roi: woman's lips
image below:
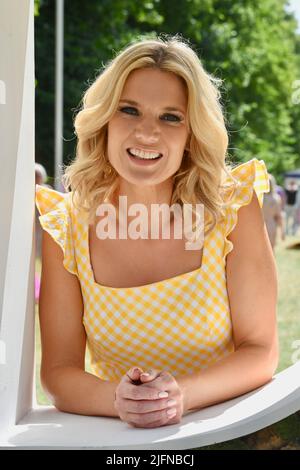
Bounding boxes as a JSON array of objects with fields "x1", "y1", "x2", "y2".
[{"x1": 126, "y1": 149, "x2": 163, "y2": 165}]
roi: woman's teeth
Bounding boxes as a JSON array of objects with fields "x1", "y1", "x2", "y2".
[{"x1": 127, "y1": 148, "x2": 162, "y2": 160}]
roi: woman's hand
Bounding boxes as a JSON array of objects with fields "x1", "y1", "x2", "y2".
[
  {"x1": 114, "y1": 367, "x2": 187, "y2": 428},
  {"x1": 139, "y1": 369, "x2": 188, "y2": 425}
]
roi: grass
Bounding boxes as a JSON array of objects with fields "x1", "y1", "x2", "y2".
[
  {"x1": 34, "y1": 235, "x2": 300, "y2": 446},
  {"x1": 275, "y1": 238, "x2": 300, "y2": 373}
]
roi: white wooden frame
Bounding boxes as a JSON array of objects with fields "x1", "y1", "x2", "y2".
[{"x1": 0, "y1": 0, "x2": 299, "y2": 450}]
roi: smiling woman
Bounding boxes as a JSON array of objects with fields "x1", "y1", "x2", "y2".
[
  {"x1": 1, "y1": 0, "x2": 300, "y2": 450},
  {"x1": 107, "y1": 68, "x2": 189, "y2": 182},
  {"x1": 34, "y1": 35, "x2": 279, "y2": 431}
]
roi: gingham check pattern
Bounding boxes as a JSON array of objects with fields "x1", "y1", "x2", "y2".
[{"x1": 35, "y1": 158, "x2": 269, "y2": 381}]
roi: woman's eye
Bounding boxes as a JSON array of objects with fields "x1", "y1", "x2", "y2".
[
  {"x1": 120, "y1": 106, "x2": 182, "y2": 122},
  {"x1": 119, "y1": 106, "x2": 139, "y2": 115},
  {"x1": 161, "y1": 113, "x2": 182, "y2": 122}
]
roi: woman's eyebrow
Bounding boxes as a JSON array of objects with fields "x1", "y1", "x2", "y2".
[{"x1": 119, "y1": 99, "x2": 186, "y2": 114}]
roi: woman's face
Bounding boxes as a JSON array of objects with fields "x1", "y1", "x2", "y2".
[{"x1": 107, "y1": 67, "x2": 190, "y2": 186}]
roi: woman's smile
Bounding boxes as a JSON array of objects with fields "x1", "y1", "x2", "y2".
[{"x1": 126, "y1": 147, "x2": 164, "y2": 165}]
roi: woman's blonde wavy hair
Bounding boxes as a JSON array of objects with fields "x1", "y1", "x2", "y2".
[{"x1": 62, "y1": 34, "x2": 238, "y2": 235}]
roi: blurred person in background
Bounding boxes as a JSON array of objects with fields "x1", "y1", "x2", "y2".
[
  {"x1": 284, "y1": 180, "x2": 299, "y2": 236},
  {"x1": 262, "y1": 174, "x2": 285, "y2": 250},
  {"x1": 35, "y1": 163, "x2": 48, "y2": 187},
  {"x1": 275, "y1": 183, "x2": 286, "y2": 211},
  {"x1": 275, "y1": 182, "x2": 286, "y2": 238},
  {"x1": 294, "y1": 186, "x2": 300, "y2": 236}
]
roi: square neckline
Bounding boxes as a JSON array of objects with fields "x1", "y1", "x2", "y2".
[{"x1": 84, "y1": 219, "x2": 208, "y2": 291}]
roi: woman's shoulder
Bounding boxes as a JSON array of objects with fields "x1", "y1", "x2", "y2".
[
  {"x1": 224, "y1": 158, "x2": 269, "y2": 203},
  {"x1": 35, "y1": 184, "x2": 78, "y2": 277},
  {"x1": 35, "y1": 184, "x2": 72, "y2": 216},
  {"x1": 220, "y1": 158, "x2": 270, "y2": 259}
]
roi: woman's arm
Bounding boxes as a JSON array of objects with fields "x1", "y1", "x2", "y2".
[
  {"x1": 39, "y1": 230, "x2": 118, "y2": 417},
  {"x1": 177, "y1": 191, "x2": 279, "y2": 413}
]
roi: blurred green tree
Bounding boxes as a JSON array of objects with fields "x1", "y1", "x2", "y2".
[{"x1": 34, "y1": 0, "x2": 300, "y2": 182}]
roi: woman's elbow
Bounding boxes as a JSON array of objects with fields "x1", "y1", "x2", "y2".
[{"x1": 262, "y1": 342, "x2": 280, "y2": 380}]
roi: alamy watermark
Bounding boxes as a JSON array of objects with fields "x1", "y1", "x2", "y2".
[
  {"x1": 0, "y1": 340, "x2": 6, "y2": 365},
  {"x1": 291, "y1": 339, "x2": 300, "y2": 364},
  {"x1": 291, "y1": 79, "x2": 300, "y2": 105},
  {"x1": 0, "y1": 80, "x2": 6, "y2": 105},
  {"x1": 95, "y1": 196, "x2": 205, "y2": 250}
]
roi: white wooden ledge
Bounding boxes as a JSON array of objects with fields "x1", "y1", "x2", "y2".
[{"x1": 1, "y1": 361, "x2": 299, "y2": 450}]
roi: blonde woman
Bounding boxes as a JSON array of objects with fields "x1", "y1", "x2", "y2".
[{"x1": 36, "y1": 36, "x2": 278, "y2": 429}]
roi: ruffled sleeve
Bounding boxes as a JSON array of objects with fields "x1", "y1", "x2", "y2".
[
  {"x1": 221, "y1": 158, "x2": 270, "y2": 259},
  {"x1": 35, "y1": 184, "x2": 78, "y2": 276}
]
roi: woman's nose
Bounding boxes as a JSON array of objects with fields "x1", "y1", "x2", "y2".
[{"x1": 134, "y1": 118, "x2": 160, "y2": 144}]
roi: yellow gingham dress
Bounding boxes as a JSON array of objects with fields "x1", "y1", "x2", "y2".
[{"x1": 35, "y1": 158, "x2": 269, "y2": 381}]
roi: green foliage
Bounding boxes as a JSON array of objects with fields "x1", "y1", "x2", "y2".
[
  {"x1": 35, "y1": 0, "x2": 300, "y2": 181},
  {"x1": 34, "y1": 0, "x2": 40, "y2": 16}
]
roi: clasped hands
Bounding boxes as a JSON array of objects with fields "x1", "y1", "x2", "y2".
[{"x1": 114, "y1": 367, "x2": 187, "y2": 428}]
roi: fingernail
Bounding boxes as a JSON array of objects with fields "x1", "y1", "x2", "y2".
[
  {"x1": 167, "y1": 408, "x2": 177, "y2": 416},
  {"x1": 141, "y1": 372, "x2": 150, "y2": 377},
  {"x1": 158, "y1": 391, "x2": 168, "y2": 398},
  {"x1": 167, "y1": 399, "x2": 176, "y2": 407}
]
